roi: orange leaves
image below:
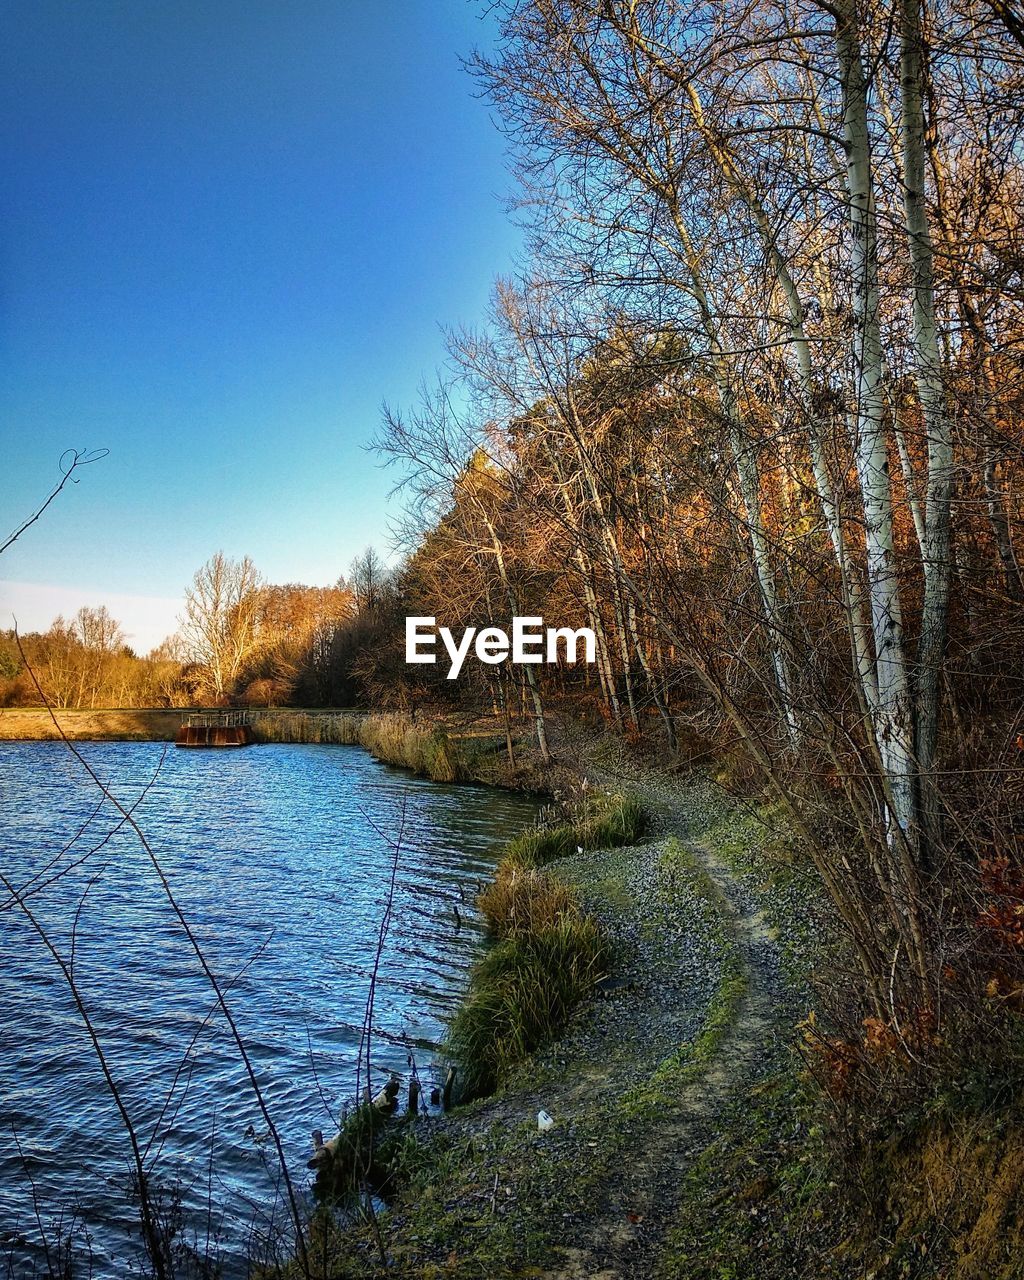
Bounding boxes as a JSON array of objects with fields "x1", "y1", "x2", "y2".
[
  {"x1": 984, "y1": 972, "x2": 1024, "y2": 1009},
  {"x1": 978, "y1": 853, "x2": 1024, "y2": 952},
  {"x1": 799, "y1": 1003, "x2": 942, "y2": 1101}
]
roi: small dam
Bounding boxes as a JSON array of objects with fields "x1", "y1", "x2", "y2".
[{"x1": 175, "y1": 711, "x2": 256, "y2": 748}]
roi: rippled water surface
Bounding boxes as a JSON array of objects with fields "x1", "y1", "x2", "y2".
[{"x1": 0, "y1": 741, "x2": 539, "y2": 1276}]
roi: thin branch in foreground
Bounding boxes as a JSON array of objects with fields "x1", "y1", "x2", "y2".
[
  {"x1": 0, "y1": 448, "x2": 109, "y2": 557},
  {"x1": 13, "y1": 630, "x2": 312, "y2": 1277}
]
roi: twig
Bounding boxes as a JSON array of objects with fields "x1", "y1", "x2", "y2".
[
  {"x1": 13, "y1": 631, "x2": 312, "y2": 1276},
  {"x1": 0, "y1": 448, "x2": 108, "y2": 557}
]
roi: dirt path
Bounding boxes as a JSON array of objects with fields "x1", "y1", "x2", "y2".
[
  {"x1": 354, "y1": 749, "x2": 796, "y2": 1279},
  {"x1": 542, "y1": 770, "x2": 787, "y2": 1280}
]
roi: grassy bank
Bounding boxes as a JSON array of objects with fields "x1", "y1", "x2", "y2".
[
  {"x1": 446, "y1": 790, "x2": 645, "y2": 1100},
  {"x1": 252, "y1": 710, "x2": 500, "y2": 784},
  {"x1": 0, "y1": 707, "x2": 185, "y2": 740},
  {"x1": 0, "y1": 706, "x2": 365, "y2": 743},
  {"x1": 0, "y1": 707, "x2": 501, "y2": 788},
  {"x1": 277, "y1": 784, "x2": 743, "y2": 1279}
]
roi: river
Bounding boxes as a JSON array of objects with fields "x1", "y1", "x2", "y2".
[{"x1": 0, "y1": 740, "x2": 539, "y2": 1277}]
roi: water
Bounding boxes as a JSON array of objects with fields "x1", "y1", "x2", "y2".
[{"x1": 0, "y1": 741, "x2": 539, "y2": 1276}]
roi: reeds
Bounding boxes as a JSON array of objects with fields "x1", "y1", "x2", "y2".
[
  {"x1": 356, "y1": 713, "x2": 467, "y2": 782},
  {"x1": 252, "y1": 710, "x2": 469, "y2": 782},
  {"x1": 251, "y1": 711, "x2": 364, "y2": 744}
]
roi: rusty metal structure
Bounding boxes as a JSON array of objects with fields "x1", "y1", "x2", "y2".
[{"x1": 175, "y1": 711, "x2": 256, "y2": 748}]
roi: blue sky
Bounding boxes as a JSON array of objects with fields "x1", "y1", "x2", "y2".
[{"x1": 0, "y1": 1, "x2": 520, "y2": 652}]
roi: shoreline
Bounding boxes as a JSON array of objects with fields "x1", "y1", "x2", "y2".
[
  {"x1": 284, "y1": 752, "x2": 819, "y2": 1278},
  {"x1": 0, "y1": 706, "x2": 367, "y2": 742}
]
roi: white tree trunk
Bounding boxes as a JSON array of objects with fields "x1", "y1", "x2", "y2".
[
  {"x1": 900, "y1": 0, "x2": 954, "y2": 852},
  {"x1": 837, "y1": 11, "x2": 918, "y2": 840}
]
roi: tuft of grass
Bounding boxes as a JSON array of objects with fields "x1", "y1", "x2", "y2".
[
  {"x1": 504, "y1": 791, "x2": 645, "y2": 870},
  {"x1": 477, "y1": 863, "x2": 577, "y2": 938},
  {"x1": 446, "y1": 915, "x2": 606, "y2": 1099},
  {"x1": 502, "y1": 823, "x2": 578, "y2": 869}
]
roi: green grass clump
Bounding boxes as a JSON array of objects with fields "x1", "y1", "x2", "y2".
[
  {"x1": 503, "y1": 823, "x2": 579, "y2": 868},
  {"x1": 579, "y1": 792, "x2": 645, "y2": 849},
  {"x1": 446, "y1": 915, "x2": 606, "y2": 1099},
  {"x1": 504, "y1": 791, "x2": 645, "y2": 869}
]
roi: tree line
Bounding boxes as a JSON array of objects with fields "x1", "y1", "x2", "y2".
[{"x1": 0, "y1": 550, "x2": 390, "y2": 709}]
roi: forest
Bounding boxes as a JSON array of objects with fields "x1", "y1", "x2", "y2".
[{"x1": 4, "y1": 0, "x2": 1024, "y2": 1274}]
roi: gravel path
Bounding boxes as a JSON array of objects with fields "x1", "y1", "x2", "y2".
[
  {"x1": 544, "y1": 771, "x2": 787, "y2": 1277},
  {"x1": 364, "y1": 745, "x2": 801, "y2": 1279}
]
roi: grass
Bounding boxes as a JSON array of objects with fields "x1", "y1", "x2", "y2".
[
  {"x1": 358, "y1": 712, "x2": 468, "y2": 783},
  {"x1": 477, "y1": 863, "x2": 577, "y2": 938},
  {"x1": 250, "y1": 710, "x2": 364, "y2": 744},
  {"x1": 446, "y1": 914, "x2": 607, "y2": 1099},
  {"x1": 503, "y1": 791, "x2": 645, "y2": 869},
  {"x1": 0, "y1": 707, "x2": 185, "y2": 740},
  {"x1": 443, "y1": 789, "x2": 647, "y2": 1101},
  {"x1": 253, "y1": 710, "x2": 478, "y2": 783}
]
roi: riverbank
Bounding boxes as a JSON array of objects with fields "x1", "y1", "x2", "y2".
[
  {"x1": 0, "y1": 706, "x2": 187, "y2": 739},
  {"x1": 0, "y1": 706, "x2": 370, "y2": 741},
  {"x1": 13, "y1": 711, "x2": 1021, "y2": 1276},
  {"x1": 0, "y1": 707, "x2": 535, "y2": 787},
  {"x1": 272, "y1": 741, "x2": 837, "y2": 1278},
  {"x1": 305, "y1": 727, "x2": 1024, "y2": 1279}
]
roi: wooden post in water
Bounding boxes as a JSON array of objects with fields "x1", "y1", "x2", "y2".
[
  {"x1": 442, "y1": 1066, "x2": 456, "y2": 1112},
  {"x1": 407, "y1": 1078, "x2": 421, "y2": 1116}
]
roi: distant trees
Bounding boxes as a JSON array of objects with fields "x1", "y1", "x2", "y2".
[
  {"x1": 0, "y1": 558, "x2": 362, "y2": 710},
  {"x1": 0, "y1": 614, "x2": 186, "y2": 709},
  {"x1": 236, "y1": 580, "x2": 354, "y2": 705},
  {"x1": 175, "y1": 551, "x2": 357, "y2": 705}
]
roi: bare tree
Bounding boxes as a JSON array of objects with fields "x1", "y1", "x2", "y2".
[{"x1": 179, "y1": 553, "x2": 263, "y2": 701}]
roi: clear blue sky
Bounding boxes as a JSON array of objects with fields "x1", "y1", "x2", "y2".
[{"x1": 0, "y1": 1, "x2": 519, "y2": 651}]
